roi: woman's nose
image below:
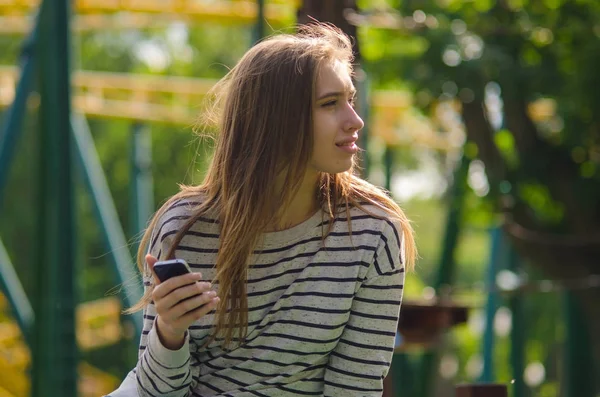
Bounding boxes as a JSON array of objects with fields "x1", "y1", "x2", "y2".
[{"x1": 344, "y1": 105, "x2": 364, "y2": 132}]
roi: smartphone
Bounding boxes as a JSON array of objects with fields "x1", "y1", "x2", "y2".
[{"x1": 153, "y1": 259, "x2": 192, "y2": 283}]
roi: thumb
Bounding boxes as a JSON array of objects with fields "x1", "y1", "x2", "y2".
[{"x1": 146, "y1": 254, "x2": 160, "y2": 284}]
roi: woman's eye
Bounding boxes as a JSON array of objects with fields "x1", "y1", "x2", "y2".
[{"x1": 322, "y1": 100, "x2": 337, "y2": 107}]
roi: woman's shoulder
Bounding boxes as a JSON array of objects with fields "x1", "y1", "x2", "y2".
[
  {"x1": 348, "y1": 201, "x2": 391, "y2": 217},
  {"x1": 345, "y1": 201, "x2": 396, "y2": 225},
  {"x1": 153, "y1": 194, "x2": 215, "y2": 235},
  {"x1": 158, "y1": 196, "x2": 202, "y2": 221},
  {"x1": 148, "y1": 194, "x2": 218, "y2": 255},
  {"x1": 343, "y1": 202, "x2": 404, "y2": 246}
]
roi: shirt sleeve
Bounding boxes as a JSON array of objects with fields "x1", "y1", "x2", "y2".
[
  {"x1": 135, "y1": 207, "x2": 200, "y2": 397},
  {"x1": 323, "y1": 220, "x2": 405, "y2": 396}
]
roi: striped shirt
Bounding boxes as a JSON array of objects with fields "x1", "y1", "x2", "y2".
[{"x1": 135, "y1": 198, "x2": 406, "y2": 397}]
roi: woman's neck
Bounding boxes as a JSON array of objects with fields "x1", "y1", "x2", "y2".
[{"x1": 267, "y1": 171, "x2": 319, "y2": 232}]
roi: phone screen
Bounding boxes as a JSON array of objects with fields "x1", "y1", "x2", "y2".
[{"x1": 153, "y1": 259, "x2": 192, "y2": 282}]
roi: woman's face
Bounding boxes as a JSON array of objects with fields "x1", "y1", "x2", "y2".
[{"x1": 309, "y1": 61, "x2": 364, "y2": 175}]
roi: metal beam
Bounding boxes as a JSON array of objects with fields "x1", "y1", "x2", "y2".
[
  {"x1": 0, "y1": 66, "x2": 462, "y2": 151},
  {"x1": 253, "y1": 0, "x2": 266, "y2": 43},
  {"x1": 0, "y1": 239, "x2": 34, "y2": 345},
  {"x1": 32, "y1": 0, "x2": 77, "y2": 395},
  {"x1": 0, "y1": 23, "x2": 37, "y2": 210},
  {"x1": 507, "y1": 247, "x2": 526, "y2": 397},
  {"x1": 71, "y1": 112, "x2": 143, "y2": 332},
  {"x1": 480, "y1": 227, "x2": 503, "y2": 383},
  {"x1": 129, "y1": 122, "x2": 154, "y2": 256},
  {"x1": 0, "y1": 0, "x2": 296, "y2": 25},
  {"x1": 0, "y1": 14, "x2": 175, "y2": 34}
]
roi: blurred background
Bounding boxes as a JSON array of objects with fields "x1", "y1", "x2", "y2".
[{"x1": 0, "y1": 0, "x2": 599, "y2": 396}]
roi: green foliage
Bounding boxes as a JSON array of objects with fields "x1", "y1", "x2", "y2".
[
  {"x1": 364, "y1": 0, "x2": 600, "y2": 218},
  {"x1": 518, "y1": 181, "x2": 564, "y2": 224},
  {"x1": 494, "y1": 129, "x2": 519, "y2": 169}
]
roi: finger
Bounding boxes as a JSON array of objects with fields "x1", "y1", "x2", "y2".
[
  {"x1": 160, "y1": 282, "x2": 213, "y2": 310},
  {"x1": 146, "y1": 255, "x2": 160, "y2": 284},
  {"x1": 155, "y1": 290, "x2": 216, "y2": 327},
  {"x1": 170, "y1": 289, "x2": 217, "y2": 317},
  {"x1": 152, "y1": 272, "x2": 203, "y2": 300},
  {"x1": 178, "y1": 297, "x2": 220, "y2": 326}
]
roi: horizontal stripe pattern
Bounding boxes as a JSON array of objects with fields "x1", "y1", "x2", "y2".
[{"x1": 133, "y1": 198, "x2": 405, "y2": 396}]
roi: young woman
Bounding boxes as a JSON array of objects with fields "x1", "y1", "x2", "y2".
[{"x1": 114, "y1": 23, "x2": 415, "y2": 397}]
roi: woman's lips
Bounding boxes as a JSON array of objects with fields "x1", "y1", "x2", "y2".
[{"x1": 336, "y1": 141, "x2": 358, "y2": 154}]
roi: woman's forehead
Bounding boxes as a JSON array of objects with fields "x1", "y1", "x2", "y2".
[{"x1": 315, "y1": 61, "x2": 354, "y2": 96}]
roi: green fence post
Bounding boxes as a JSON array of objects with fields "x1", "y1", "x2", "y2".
[
  {"x1": 32, "y1": 0, "x2": 77, "y2": 395},
  {"x1": 130, "y1": 122, "x2": 154, "y2": 256},
  {"x1": 507, "y1": 246, "x2": 526, "y2": 397},
  {"x1": 480, "y1": 227, "x2": 503, "y2": 383}
]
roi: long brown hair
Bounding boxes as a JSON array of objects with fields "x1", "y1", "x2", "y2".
[{"x1": 127, "y1": 23, "x2": 416, "y2": 349}]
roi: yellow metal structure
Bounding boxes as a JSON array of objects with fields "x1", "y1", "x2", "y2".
[
  {"x1": 0, "y1": 0, "x2": 296, "y2": 25},
  {"x1": 0, "y1": 65, "x2": 462, "y2": 151},
  {"x1": 0, "y1": 14, "x2": 177, "y2": 34}
]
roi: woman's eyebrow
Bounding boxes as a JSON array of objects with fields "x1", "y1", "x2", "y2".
[{"x1": 317, "y1": 88, "x2": 357, "y2": 101}]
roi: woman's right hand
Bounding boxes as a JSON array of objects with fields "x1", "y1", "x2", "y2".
[{"x1": 147, "y1": 254, "x2": 220, "y2": 350}]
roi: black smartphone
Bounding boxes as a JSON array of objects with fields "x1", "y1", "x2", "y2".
[{"x1": 153, "y1": 259, "x2": 192, "y2": 283}]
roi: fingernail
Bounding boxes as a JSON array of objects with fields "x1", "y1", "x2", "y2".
[{"x1": 207, "y1": 291, "x2": 216, "y2": 297}]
